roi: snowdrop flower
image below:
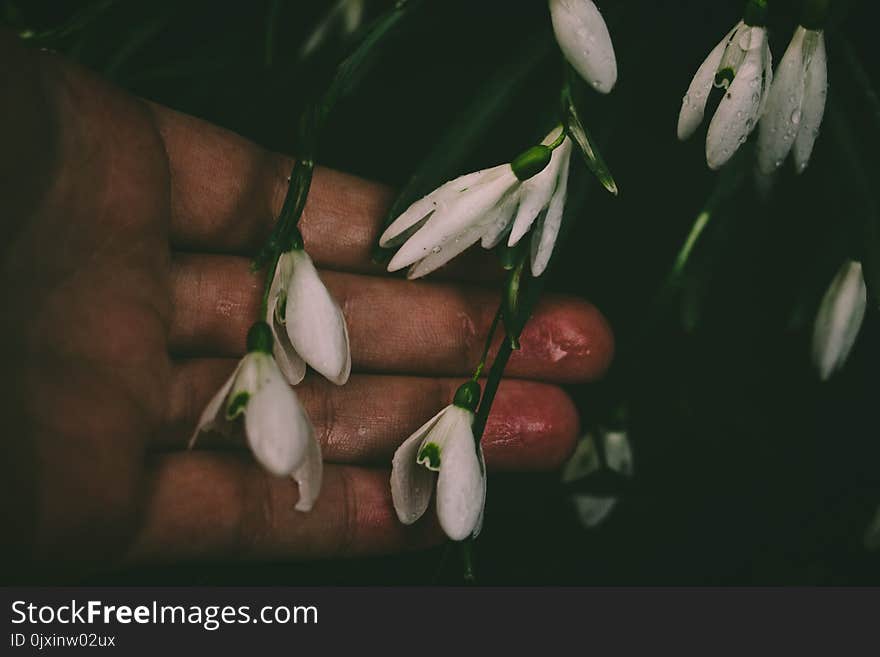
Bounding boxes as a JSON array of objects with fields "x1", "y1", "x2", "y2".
[
  {"x1": 757, "y1": 26, "x2": 828, "y2": 175},
  {"x1": 561, "y1": 428, "x2": 633, "y2": 529},
  {"x1": 678, "y1": 1, "x2": 773, "y2": 170},
  {"x1": 266, "y1": 233, "x2": 351, "y2": 386},
  {"x1": 549, "y1": 0, "x2": 617, "y2": 94},
  {"x1": 190, "y1": 322, "x2": 322, "y2": 511},
  {"x1": 390, "y1": 381, "x2": 486, "y2": 541},
  {"x1": 380, "y1": 127, "x2": 572, "y2": 278},
  {"x1": 812, "y1": 260, "x2": 867, "y2": 381},
  {"x1": 299, "y1": 0, "x2": 365, "y2": 60}
]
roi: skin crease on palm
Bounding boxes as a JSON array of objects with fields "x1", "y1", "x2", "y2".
[{"x1": 0, "y1": 31, "x2": 613, "y2": 581}]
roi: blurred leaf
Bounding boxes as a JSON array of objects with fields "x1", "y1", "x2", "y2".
[{"x1": 562, "y1": 67, "x2": 618, "y2": 196}]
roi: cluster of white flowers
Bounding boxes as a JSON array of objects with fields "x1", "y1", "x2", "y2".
[
  {"x1": 678, "y1": 1, "x2": 828, "y2": 174},
  {"x1": 383, "y1": 0, "x2": 618, "y2": 536},
  {"x1": 191, "y1": 237, "x2": 351, "y2": 512}
]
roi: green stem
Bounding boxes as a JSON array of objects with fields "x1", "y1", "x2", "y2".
[
  {"x1": 471, "y1": 340, "x2": 514, "y2": 445},
  {"x1": 253, "y1": 0, "x2": 424, "y2": 306},
  {"x1": 471, "y1": 305, "x2": 503, "y2": 382}
]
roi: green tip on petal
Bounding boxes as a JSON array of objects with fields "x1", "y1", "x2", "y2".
[
  {"x1": 453, "y1": 381, "x2": 481, "y2": 412},
  {"x1": 226, "y1": 391, "x2": 250, "y2": 420},
  {"x1": 511, "y1": 145, "x2": 553, "y2": 181},
  {"x1": 417, "y1": 442, "x2": 442, "y2": 471},
  {"x1": 246, "y1": 321, "x2": 274, "y2": 354}
]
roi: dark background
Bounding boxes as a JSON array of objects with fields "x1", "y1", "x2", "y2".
[{"x1": 5, "y1": 0, "x2": 878, "y2": 584}]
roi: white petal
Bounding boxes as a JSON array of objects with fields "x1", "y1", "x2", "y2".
[
  {"x1": 561, "y1": 433, "x2": 602, "y2": 483},
  {"x1": 480, "y1": 188, "x2": 520, "y2": 249},
  {"x1": 284, "y1": 250, "x2": 351, "y2": 385},
  {"x1": 757, "y1": 27, "x2": 807, "y2": 174},
  {"x1": 530, "y1": 141, "x2": 571, "y2": 276},
  {"x1": 244, "y1": 356, "x2": 312, "y2": 476},
  {"x1": 437, "y1": 406, "x2": 485, "y2": 541},
  {"x1": 706, "y1": 27, "x2": 770, "y2": 170},
  {"x1": 291, "y1": 429, "x2": 323, "y2": 512},
  {"x1": 678, "y1": 23, "x2": 739, "y2": 141},
  {"x1": 549, "y1": 0, "x2": 617, "y2": 94},
  {"x1": 793, "y1": 30, "x2": 827, "y2": 173},
  {"x1": 380, "y1": 168, "x2": 503, "y2": 248},
  {"x1": 603, "y1": 430, "x2": 633, "y2": 476},
  {"x1": 188, "y1": 362, "x2": 240, "y2": 448},
  {"x1": 267, "y1": 253, "x2": 307, "y2": 385},
  {"x1": 390, "y1": 407, "x2": 448, "y2": 525},
  {"x1": 435, "y1": 408, "x2": 484, "y2": 541},
  {"x1": 508, "y1": 134, "x2": 568, "y2": 247},
  {"x1": 572, "y1": 495, "x2": 618, "y2": 528},
  {"x1": 812, "y1": 260, "x2": 867, "y2": 381},
  {"x1": 388, "y1": 167, "x2": 517, "y2": 274},
  {"x1": 470, "y1": 446, "x2": 487, "y2": 538}
]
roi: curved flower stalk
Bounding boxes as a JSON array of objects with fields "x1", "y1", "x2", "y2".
[
  {"x1": 812, "y1": 260, "x2": 867, "y2": 381},
  {"x1": 391, "y1": 382, "x2": 486, "y2": 541},
  {"x1": 757, "y1": 26, "x2": 828, "y2": 175},
  {"x1": 380, "y1": 126, "x2": 572, "y2": 278},
  {"x1": 678, "y1": 1, "x2": 773, "y2": 170},
  {"x1": 549, "y1": 0, "x2": 617, "y2": 94},
  {"x1": 265, "y1": 232, "x2": 351, "y2": 386},
  {"x1": 190, "y1": 323, "x2": 322, "y2": 511}
]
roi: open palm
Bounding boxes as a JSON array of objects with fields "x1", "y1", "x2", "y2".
[{"x1": 0, "y1": 34, "x2": 613, "y2": 580}]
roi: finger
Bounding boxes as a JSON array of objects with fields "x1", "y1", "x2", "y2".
[
  {"x1": 124, "y1": 453, "x2": 441, "y2": 564},
  {"x1": 168, "y1": 253, "x2": 614, "y2": 382},
  {"x1": 163, "y1": 360, "x2": 579, "y2": 472},
  {"x1": 153, "y1": 104, "x2": 499, "y2": 279}
]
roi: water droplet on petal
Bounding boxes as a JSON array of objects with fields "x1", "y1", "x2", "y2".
[
  {"x1": 791, "y1": 109, "x2": 802, "y2": 125},
  {"x1": 431, "y1": 246, "x2": 441, "y2": 254}
]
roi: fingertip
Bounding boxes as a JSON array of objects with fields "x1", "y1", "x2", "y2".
[
  {"x1": 512, "y1": 296, "x2": 615, "y2": 383},
  {"x1": 482, "y1": 381, "x2": 580, "y2": 472}
]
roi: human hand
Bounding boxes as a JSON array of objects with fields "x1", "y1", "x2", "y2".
[{"x1": 0, "y1": 33, "x2": 613, "y2": 580}]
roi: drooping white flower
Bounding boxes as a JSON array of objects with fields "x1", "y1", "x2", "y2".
[
  {"x1": 380, "y1": 127, "x2": 572, "y2": 278},
  {"x1": 678, "y1": 18, "x2": 773, "y2": 170},
  {"x1": 390, "y1": 382, "x2": 486, "y2": 541},
  {"x1": 561, "y1": 427, "x2": 633, "y2": 529},
  {"x1": 757, "y1": 26, "x2": 827, "y2": 175},
  {"x1": 549, "y1": 0, "x2": 617, "y2": 94},
  {"x1": 190, "y1": 323, "x2": 322, "y2": 511},
  {"x1": 266, "y1": 243, "x2": 351, "y2": 386},
  {"x1": 812, "y1": 260, "x2": 867, "y2": 381},
  {"x1": 299, "y1": 0, "x2": 365, "y2": 60}
]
